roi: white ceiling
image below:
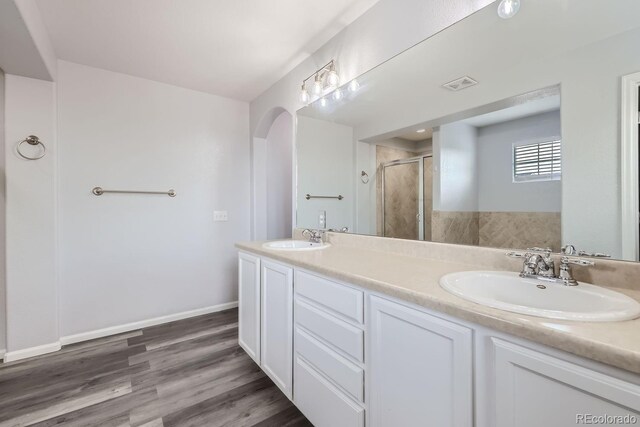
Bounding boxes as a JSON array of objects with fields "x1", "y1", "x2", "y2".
[
  {"x1": 398, "y1": 129, "x2": 434, "y2": 141},
  {"x1": 391, "y1": 94, "x2": 559, "y2": 142},
  {"x1": 35, "y1": 0, "x2": 380, "y2": 101},
  {"x1": 460, "y1": 94, "x2": 560, "y2": 128}
]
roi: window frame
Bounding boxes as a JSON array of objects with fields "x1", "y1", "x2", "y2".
[{"x1": 512, "y1": 137, "x2": 562, "y2": 184}]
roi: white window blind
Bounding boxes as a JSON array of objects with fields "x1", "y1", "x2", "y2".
[{"x1": 513, "y1": 140, "x2": 561, "y2": 182}]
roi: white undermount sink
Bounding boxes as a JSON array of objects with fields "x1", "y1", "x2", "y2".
[
  {"x1": 263, "y1": 240, "x2": 330, "y2": 251},
  {"x1": 440, "y1": 271, "x2": 640, "y2": 322}
]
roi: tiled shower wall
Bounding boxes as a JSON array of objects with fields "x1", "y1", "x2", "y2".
[{"x1": 432, "y1": 211, "x2": 561, "y2": 251}]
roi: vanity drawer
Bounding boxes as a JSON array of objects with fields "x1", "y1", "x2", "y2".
[
  {"x1": 295, "y1": 270, "x2": 364, "y2": 324},
  {"x1": 295, "y1": 326, "x2": 364, "y2": 402},
  {"x1": 294, "y1": 356, "x2": 365, "y2": 427},
  {"x1": 295, "y1": 299, "x2": 364, "y2": 362}
]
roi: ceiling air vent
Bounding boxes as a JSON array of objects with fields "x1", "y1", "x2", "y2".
[{"x1": 442, "y1": 76, "x2": 478, "y2": 91}]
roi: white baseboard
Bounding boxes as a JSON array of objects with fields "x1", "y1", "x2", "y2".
[
  {"x1": 3, "y1": 342, "x2": 62, "y2": 362},
  {"x1": 60, "y1": 301, "x2": 238, "y2": 346},
  {"x1": 0, "y1": 349, "x2": 5, "y2": 361}
]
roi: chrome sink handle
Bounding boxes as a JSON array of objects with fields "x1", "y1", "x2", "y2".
[
  {"x1": 561, "y1": 257, "x2": 595, "y2": 266},
  {"x1": 506, "y1": 251, "x2": 528, "y2": 258},
  {"x1": 562, "y1": 244, "x2": 610, "y2": 258},
  {"x1": 302, "y1": 229, "x2": 324, "y2": 243},
  {"x1": 527, "y1": 247, "x2": 553, "y2": 256},
  {"x1": 577, "y1": 251, "x2": 611, "y2": 258},
  {"x1": 507, "y1": 251, "x2": 536, "y2": 276},
  {"x1": 558, "y1": 257, "x2": 595, "y2": 286}
]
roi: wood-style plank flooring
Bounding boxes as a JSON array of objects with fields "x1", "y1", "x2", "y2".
[{"x1": 0, "y1": 308, "x2": 312, "y2": 427}]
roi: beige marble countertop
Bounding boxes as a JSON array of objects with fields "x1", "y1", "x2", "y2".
[{"x1": 236, "y1": 240, "x2": 640, "y2": 375}]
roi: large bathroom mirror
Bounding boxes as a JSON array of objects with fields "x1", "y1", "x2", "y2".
[{"x1": 296, "y1": 0, "x2": 640, "y2": 261}]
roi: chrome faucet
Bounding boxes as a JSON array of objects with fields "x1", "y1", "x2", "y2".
[
  {"x1": 302, "y1": 229, "x2": 324, "y2": 244},
  {"x1": 327, "y1": 227, "x2": 349, "y2": 233},
  {"x1": 507, "y1": 247, "x2": 594, "y2": 286}
]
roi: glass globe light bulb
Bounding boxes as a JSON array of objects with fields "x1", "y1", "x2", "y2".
[
  {"x1": 312, "y1": 75, "x2": 323, "y2": 96},
  {"x1": 497, "y1": 0, "x2": 520, "y2": 19},
  {"x1": 333, "y1": 88, "x2": 343, "y2": 101},
  {"x1": 299, "y1": 85, "x2": 310, "y2": 104},
  {"x1": 348, "y1": 79, "x2": 360, "y2": 92},
  {"x1": 320, "y1": 97, "x2": 327, "y2": 107},
  {"x1": 327, "y1": 70, "x2": 340, "y2": 87}
]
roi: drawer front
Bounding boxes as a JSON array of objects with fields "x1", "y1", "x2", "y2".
[
  {"x1": 295, "y1": 327, "x2": 364, "y2": 402},
  {"x1": 295, "y1": 299, "x2": 364, "y2": 362},
  {"x1": 295, "y1": 271, "x2": 364, "y2": 323},
  {"x1": 294, "y1": 356, "x2": 365, "y2": 427}
]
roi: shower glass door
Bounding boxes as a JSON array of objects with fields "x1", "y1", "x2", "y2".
[{"x1": 382, "y1": 159, "x2": 423, "y2": 240}]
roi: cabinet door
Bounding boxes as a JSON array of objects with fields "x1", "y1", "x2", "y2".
[
  {"x1": 261, "y1": 259, "x2": 294, "y2": 399},
  {"x1": 492, "y1": 338, "x2": 640, "y2": 427},
  {"x1": 369, "y1": 296, "x2": 473, "y2": 427},
  {"x1": 238, "y1": 252, "x2": 260, "y2": 363}
]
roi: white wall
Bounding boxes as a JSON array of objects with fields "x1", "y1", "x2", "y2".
[
  {"x1": 249, "y1": 0, "x2": 492, "y2": 234},
  {"x1": 57, "y1": 61, "x2": 250, "y2": 337},
  {"x1": 434, "y1": 123, "x2": 478, "y2": 211},
  {"x1": 4, "y1": 74, "x2": 58, "y2": 356},
  {"x1": 265, "y1": 111, "x2": 293, "y2": 239},
  {"x1": 477, "y1": 111, "x2": 561, "y2": 212},
  {"x1": 297, "y1": 116, "x2": 353, "y2": 230},
  {"x1": 0, "y1": 70, "x2": 5, "y2": 354}
]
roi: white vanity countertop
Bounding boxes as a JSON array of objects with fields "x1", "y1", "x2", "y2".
[{"x1": 236, "y1": 240, "x2": 640, "y2": 375}]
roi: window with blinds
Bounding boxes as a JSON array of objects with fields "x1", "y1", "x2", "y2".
[{"x1": 513, "y1": 140, "x2": 562, "y2": 182}]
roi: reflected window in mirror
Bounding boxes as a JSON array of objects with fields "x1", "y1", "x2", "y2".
[{"x1": 513, "y1": 140, "x2": 562, "y2": 183}]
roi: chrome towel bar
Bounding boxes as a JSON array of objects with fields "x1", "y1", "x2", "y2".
[
  {"x1": 92, "y1": 187, "x2": 176, "y2": 197},
  {"x1": 305, "y1": 194, "x2": 343, "y2": 200}
]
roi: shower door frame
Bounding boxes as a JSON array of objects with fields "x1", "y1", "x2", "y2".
[{"x1": 381, "y1": 154, "x2": 433, "y2": 240}]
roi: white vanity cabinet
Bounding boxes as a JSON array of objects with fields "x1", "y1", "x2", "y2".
[
  {"x1": 237, "y1": 252, "x2": 640, "y2": 427},
  {"x1": 260, "y1": 259, "x2": 294, "y2": 399},
  {"x1": 368, "y1": 295, "x2": 473, "y2": 427},
  {"x1": 238, "y1": 252, "x2": 261, "y2": 363},
  {"x1": 488, "y1": 338, "x2": 640, "y2": 427}
]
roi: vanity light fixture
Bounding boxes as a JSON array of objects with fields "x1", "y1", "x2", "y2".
[
  {"x1": 497, "y1": 0, "x2": 520, "y2": 19},
  {"x1": 299, "y1": 83, "x2": 310, "y2": 104},
  {"x1": 298, "y1": 60, "x2": 340, "y2": 104}
]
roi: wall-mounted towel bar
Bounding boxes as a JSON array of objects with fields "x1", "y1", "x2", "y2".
[
  {"x1": 92, "y1": 187, "x2": 176, "y2": 197},
  {"x1": 305, "y1": 194, "x2": 343, "y2": 200}
]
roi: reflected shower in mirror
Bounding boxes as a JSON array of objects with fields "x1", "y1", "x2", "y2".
[{"x1": 298, "y1": 87, "x2": 562, "y2": 251}]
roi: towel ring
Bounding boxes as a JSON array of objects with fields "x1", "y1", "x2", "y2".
[{"x1": 17, "y1": 135, "x2": 46, "y2": 160}]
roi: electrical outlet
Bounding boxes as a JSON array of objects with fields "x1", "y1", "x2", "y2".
[
  {"x1": 318, "y1": 210, "x2": 326, "y2": 229},
  {"x1": 214, "y1": 211, "x2": 228, "y2": 222}
]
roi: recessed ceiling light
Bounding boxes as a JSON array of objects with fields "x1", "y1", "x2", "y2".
[{"x1": 416, "y1": 129, "x2": 426, "y2": 133}]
